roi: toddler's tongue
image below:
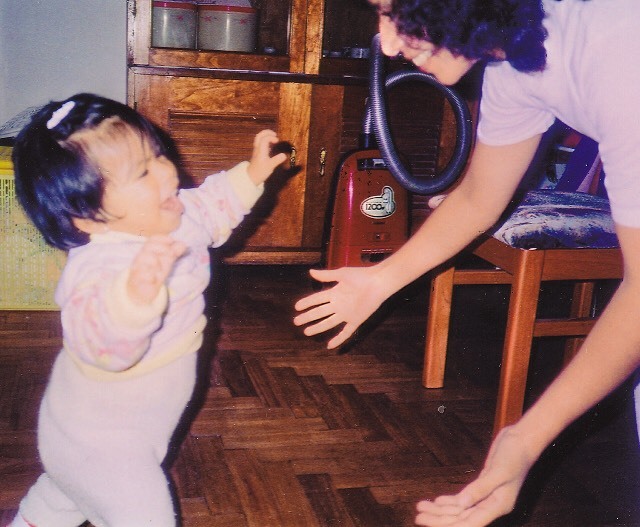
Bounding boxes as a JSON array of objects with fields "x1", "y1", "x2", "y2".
[{"x1": 162, "y1": 195, "x2": 184, "y2": 214}]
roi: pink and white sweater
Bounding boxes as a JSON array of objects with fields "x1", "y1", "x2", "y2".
[{"x1": 55, "y1": 161, "x2": 262, "y2": 380}]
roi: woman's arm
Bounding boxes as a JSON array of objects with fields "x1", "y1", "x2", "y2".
[
  {"x1": 294, "y1": 136, "x2": 542, "y2": 348},
  {"x1": 415, "y1": 222, "x2": 640, "y2": 527}
]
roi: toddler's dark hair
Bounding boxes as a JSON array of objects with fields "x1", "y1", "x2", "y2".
[
  {"x1": 12, "y1": 93, "x2": 169, "y2": 250},
  {"x1": 380, "y1": 0, "x2": 548, "y2": 72}
]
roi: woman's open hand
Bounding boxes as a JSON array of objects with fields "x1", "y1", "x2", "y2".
[
  {"x1": 415, "y1": 426, "x2": 534, "y2": 526},
  {"x1": 293, "y1": 266, "x2": 389, "y2": 348}
]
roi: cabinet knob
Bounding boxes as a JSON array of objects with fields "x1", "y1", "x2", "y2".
[
  {"x1": 319, "y1": 147, "x2": 327, "y2": 177},
  {"x1": 290, "y1": 146, "x2": 297, "y2": 168}
]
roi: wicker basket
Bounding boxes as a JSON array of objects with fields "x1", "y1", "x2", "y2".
[{"x1": 0, "y1": 146, "x2": 66, "y2": 310}]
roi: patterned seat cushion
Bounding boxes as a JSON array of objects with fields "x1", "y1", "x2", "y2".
[{"x1": 491, "y1": 190, "x2": 619, "y2": 249}]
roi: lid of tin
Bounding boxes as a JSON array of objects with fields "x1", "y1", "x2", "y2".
[
  {"x1": 198, "y1": 0, "x2": 252, "y2": 3},
  {"x1": 198, "y1": 4, "x2": 256, "y2": 12},
  {"x1": 197, "y1": 0, "x2": 254, "y2": 7},
  {"x1": 153, "y1": 1, "x2": 197, "y2": 9}
]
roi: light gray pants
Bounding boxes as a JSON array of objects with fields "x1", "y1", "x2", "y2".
[{"x1": 19, "y1": 351, "x2": 197, "y2": 527}]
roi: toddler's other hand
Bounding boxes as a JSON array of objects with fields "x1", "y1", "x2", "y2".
[
  {"x1": 247, "y1": 129, "x2": 289, "y2": 185},
  {"x1": 128, "y1": 236, "x2": 187, "y2": 305}
]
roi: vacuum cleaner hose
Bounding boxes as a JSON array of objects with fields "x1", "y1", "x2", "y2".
[{"x1": 365, "y1": 33, "x2": 473, "y2": 195}]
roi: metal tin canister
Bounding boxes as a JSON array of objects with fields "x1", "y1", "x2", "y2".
[
  {"x1": 152, "y1": 1, "x2": 197, "y2": 49},
  {"x1": 197, "y1": 4, "x2": 258, "y2": 52}
]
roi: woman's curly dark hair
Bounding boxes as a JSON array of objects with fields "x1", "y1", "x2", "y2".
[{"x1": 381, "y1": 0, "x2": 548, "y2": 72}]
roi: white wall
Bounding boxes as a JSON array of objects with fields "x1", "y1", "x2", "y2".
[{"x1": 0, "y1": 0, "x2": 127, "y2": 125}]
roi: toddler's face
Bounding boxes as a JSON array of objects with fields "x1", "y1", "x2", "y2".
[{"x1": 95, "y1": 135, "x2": 184, "y2": 237}]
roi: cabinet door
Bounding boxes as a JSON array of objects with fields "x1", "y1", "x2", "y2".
[
  {"x1": 131, "y1": 73, "x2": 317, "y2": 262},
  {"x1": 302, "y1": 84, "x2": 346, "y2": 248}
]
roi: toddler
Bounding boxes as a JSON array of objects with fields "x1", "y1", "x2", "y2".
[{"x1": 8, "y1": 93, "x2": 287, "y2": 527}]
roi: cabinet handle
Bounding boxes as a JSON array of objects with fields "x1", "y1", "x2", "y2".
[
  {"x1": 290, "y1": 146, "x2": 297, "y2": 168},
  {"x1": 319, "y1": 147, "x2": 327, "y2": 177}
]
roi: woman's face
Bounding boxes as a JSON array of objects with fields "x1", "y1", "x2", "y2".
[{"x1": 376, "y1": 10, "x2": 477, "y2": 85}]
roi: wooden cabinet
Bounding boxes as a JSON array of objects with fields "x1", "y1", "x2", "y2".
[{"x1": 127, "y1": 0, "x2": 450, "y2": 264}]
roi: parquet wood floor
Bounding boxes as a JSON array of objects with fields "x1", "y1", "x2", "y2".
[{"x1": 1, "y1": 264, "x2": 639, "y2": 526}]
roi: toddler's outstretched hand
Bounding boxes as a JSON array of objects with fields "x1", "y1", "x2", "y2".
[
  {"x1": 247, "y1": 129, "x2": 289, "y2": 185},
  {"x1": 128, "y1": 235, "x2": 187, "y2": 305}
]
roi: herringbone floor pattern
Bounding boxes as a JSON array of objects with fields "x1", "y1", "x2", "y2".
[{"x1": 1, "y1": 264, "x2": 639, "y2": 526}]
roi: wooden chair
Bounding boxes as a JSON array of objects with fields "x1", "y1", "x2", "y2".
[{"x1": 422, "y1": 136, "x2": 623, "y2": 436}]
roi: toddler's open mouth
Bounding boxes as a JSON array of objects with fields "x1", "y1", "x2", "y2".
[{"x1": 162, "y1": 194, "x2": 184, "y2": 215}]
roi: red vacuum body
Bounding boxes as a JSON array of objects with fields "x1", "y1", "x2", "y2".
[{"x1": 326, "y1": 149, "x2": 409, "y2": 269}]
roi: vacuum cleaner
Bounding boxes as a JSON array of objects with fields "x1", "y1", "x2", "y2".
[{"x1": 326, "y1": 34, "x2": 473, "y2": 269}]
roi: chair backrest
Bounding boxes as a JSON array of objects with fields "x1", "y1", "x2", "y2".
[
  {"x1": 554, "y1": 135, "x2": 606, "y2": 198},
  {"x1": 520, "y1": 122, "x2": 607, "y2": 198}
]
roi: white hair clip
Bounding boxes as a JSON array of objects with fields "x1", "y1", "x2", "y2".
[{"x1": 46, "y1": 101, "x2": 75, "y2": 129}]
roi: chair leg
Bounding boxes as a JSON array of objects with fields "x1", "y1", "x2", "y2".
[
  {"x1": 423, "y1": 266, "x2": 455, "y2": 388},
  {"x1": 563, "y1": 281, "x2": 595, "y2": 364},
  {"x1": 493, "y1": 250, "x2": 545, "y2": 436}
]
